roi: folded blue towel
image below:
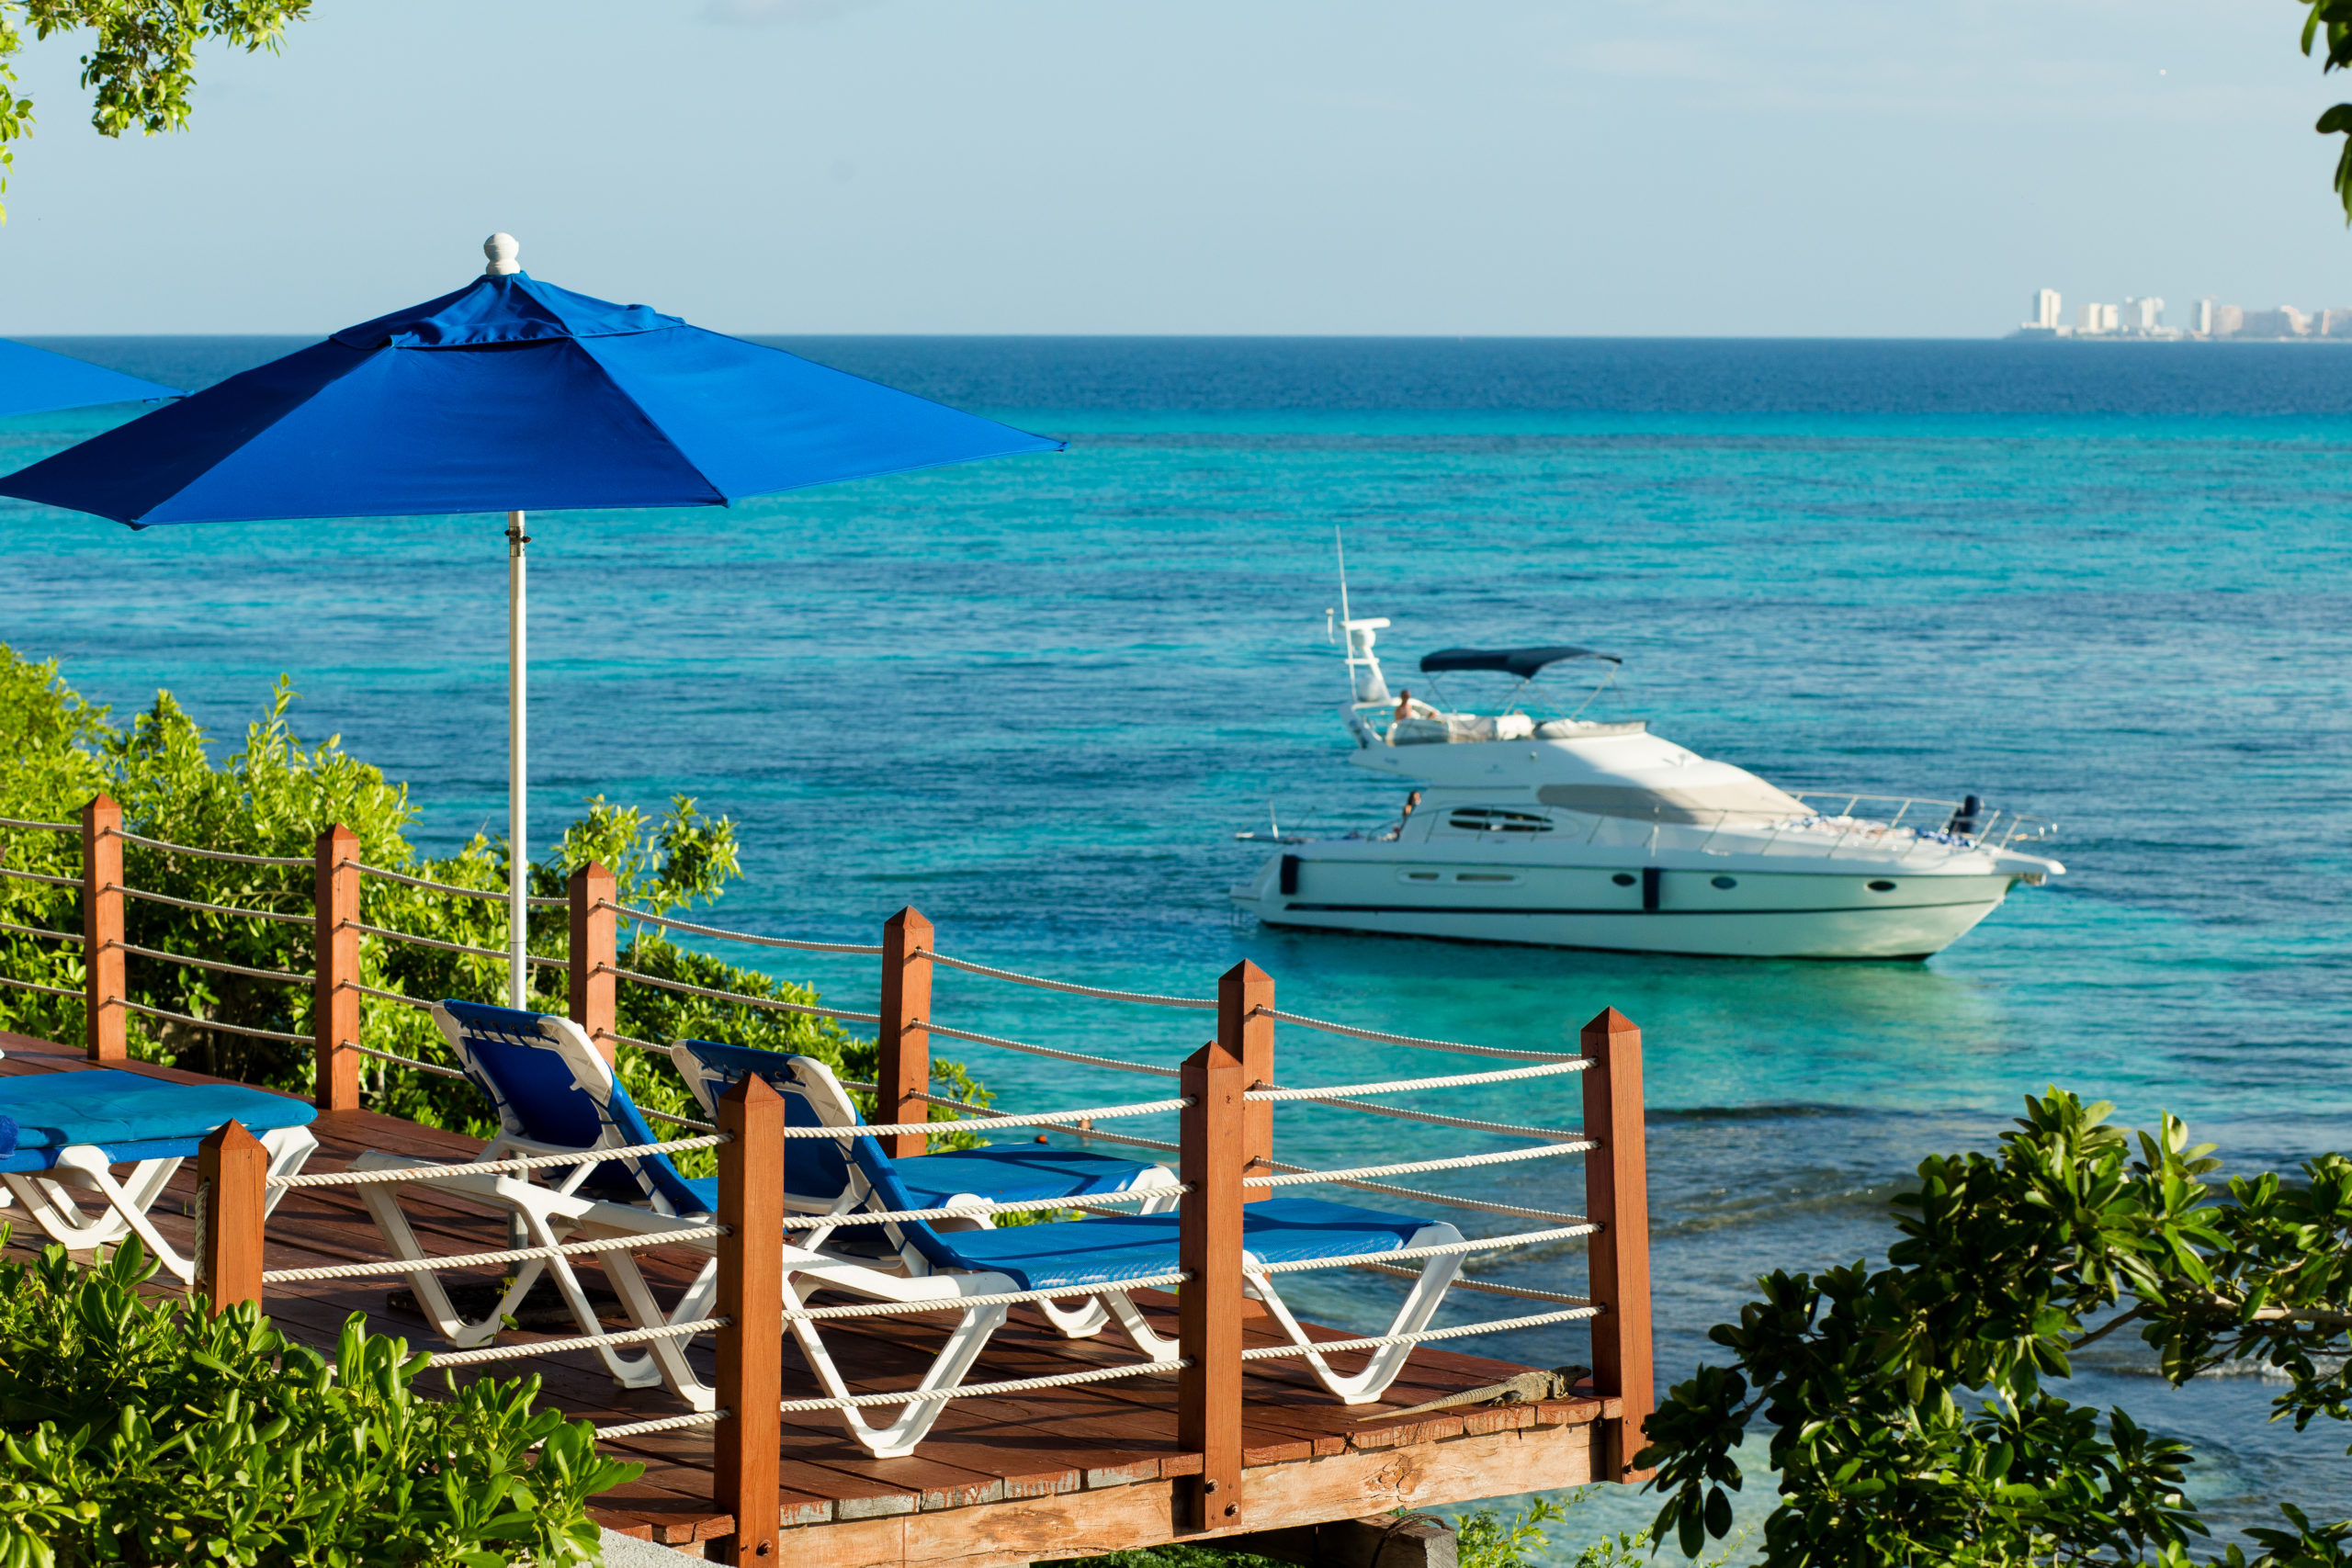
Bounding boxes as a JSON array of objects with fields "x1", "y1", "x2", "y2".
[{"x1": 0, "y1": 1115, "x2": 16, "y2": 1156}]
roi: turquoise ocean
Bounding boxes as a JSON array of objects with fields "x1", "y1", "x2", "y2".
[{"x1": 4, "y1": 336, "x2": 2348, "y2": 1554}]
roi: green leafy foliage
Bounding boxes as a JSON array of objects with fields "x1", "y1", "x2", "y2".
[
  {"x1": 0, "y1": 0, "x2": 313, "y2": 220},
  {"x1": 0, "y1": 645, "x2": 989, "y2": 1155},
  {"x1": 0, "y1": 1228, "x2": 639, "y2": 1566},
  {"x1": 1641, "y1": 1089, "x2": 2352, "y2": 1566},
  {"x1": 2301, "y1": 0, "x2": 2352, "y2": 219}
]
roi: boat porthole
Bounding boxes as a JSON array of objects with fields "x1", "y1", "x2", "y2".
[
  {"x1": 1868, "y1": 879, "x2": 1897, "y2": 892},
  {"x1": 1611, "y1": 873, "x2": 1636, "y2": 886},
  {"x1": 1711, "y1": 875, "x2": 1737, "y2": 889}
]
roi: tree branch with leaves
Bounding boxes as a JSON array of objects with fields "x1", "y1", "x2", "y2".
[
  {"x1": 1641, "y1": 1089, "x2": 2352, "y2": 1566},
  {"x1": 0, "y1": 0, "x2": 312, "y2": 219}
]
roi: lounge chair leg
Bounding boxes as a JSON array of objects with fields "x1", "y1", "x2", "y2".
[
  {"x1": 356, "y1": 1181, "x2": 553, "y2": 1348},
  {"x1": 1035, "y1": 1294, "x2": 1112, "y2": 1338},
  {"x1": 1251, "y1": 1225, "x2": 1465, "y2": 1404},
  {"x1": 786, "y1": 1278, "x2": 1012, "y2": 1460},
  {"x1": 256, "y1": 1129, "x2": 319, "y2": 1218},
  {"x1": 40, "y1": 1149, "x2": 201, "y2": 1283},
  {"x1": 1102, "y1": 1291, "x2": 1182, "y2": 1361},
  {"x1": 594, "y1": 1246, "x2": 707, "y2": 1399}
]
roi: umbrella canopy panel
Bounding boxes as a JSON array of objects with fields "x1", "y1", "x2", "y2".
[
  {"x1": 0, "y1": 339, "x2": 181, "y2": 420},
  {"x1": 0, "y1": 271, "x2": 1061, "y2": 525}
]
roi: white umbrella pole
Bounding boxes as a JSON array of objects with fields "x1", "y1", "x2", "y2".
[{"x1": 507, "y1": 510, "x2": 528, "y2": 1009}]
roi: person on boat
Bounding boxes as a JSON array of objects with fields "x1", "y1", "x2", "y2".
[
  {"x1": 1389, "y1": 791, "x2": 1422, "y2": 840},
  {"x1": 1394, "y1": 690, "x2": 1414, "y2": 725}
]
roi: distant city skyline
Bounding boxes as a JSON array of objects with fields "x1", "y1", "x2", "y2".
[
  {"x1": 2, "y1": 0, "x2": 2351, "y2": 336},
  {"x1": 2013, "y1": 287, "x2": 2352, "y2": 339}
]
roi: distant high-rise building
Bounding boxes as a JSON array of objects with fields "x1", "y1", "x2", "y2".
[
  {"x1": 2032, "y1": 288, "x2": 2062, "y2": 330},
  {"x1": 2188, "y1": 298, "x2": 2215, "y2": 334},
  {"x1": 2079, "y1": 302, "x2": 2119, "y2": 333},
  {"x1": 2213, "y1": 304, "x2": 2245, "y2": 336},
  {"x1": 2240, "y1": 306, "x2": 2312, "y2": 337},
  {"x1": 2322, "y1": 309, "x2": 2352, "y2": 338},
  {"x1": 2123, "y1": 297, "x2": 2164, "y2": 332}
]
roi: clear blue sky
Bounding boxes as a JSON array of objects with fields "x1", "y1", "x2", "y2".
[{"x1": 2, "y1": 0, "x2": 2346, "y2": 336}]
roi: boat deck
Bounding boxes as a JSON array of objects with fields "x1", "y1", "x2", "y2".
[{"x1": 0, "y1": 1032, "x2": 1613, "y2": 1565}]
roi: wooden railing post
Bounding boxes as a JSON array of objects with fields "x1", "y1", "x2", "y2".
[
  {"x1": 313, "y1": 825, "x2": 361, "y2": 1111},
  {"x1": 196, "y1": 1120, "x2": 266, "y2": 1314},
  {"x1": 1217, "y1": 961, "x2": 1274, "y2": 1201},
  {"x1": 570, "y1": 862, "x2": 616, "y2": 1066},
  {"x1": 81, "y1": 795, "x2": 123, "y2": 1063},
  {"x1": 1178, "y1": 1036, "x2": 1246, "y2": 1531},
  {"x1": 715, "y1": 1074, "x2": 783, "y2": 1565},
  {"x1": 877, "y1": 908, "x2": 933, "y2": 1159},
  {"x1": 1581, "y1": 1008, "x2": 1654, "y2": 1483}
]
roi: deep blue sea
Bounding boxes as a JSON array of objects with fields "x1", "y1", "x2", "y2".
[{"x1": 5, "y1": 337, "x2": 2349, "y2": 1557}]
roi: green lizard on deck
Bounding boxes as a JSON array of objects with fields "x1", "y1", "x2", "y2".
[{"x1": 1356, "y1": 1364, "x2": 1590, "y2": 1421}]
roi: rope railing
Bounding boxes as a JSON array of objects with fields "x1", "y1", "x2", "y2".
[
  {"x1": 777, "y1": 1359, "x2": 1183, "y2": 1416},
  {"x1": 850, "y1": 1097, "x2": 1190, "y2": 1141},
  {"x1": 345, "y1": 982, "x2": 437, "y2": 1010},
  {"x1": 119, "y1": 1000, "x2": 309, "y2": 1045},
  {"x1": 594, "y1": 1410, "x2": 726, "y2": 1440},
  {"x1": 115, "y1": 832, "x2": 310, "y2": 868},
  {"x1": 1244, "y1": 1059, "x2": 1589, "y2": 1103},
  {"x1": 347, "y1": 922, "x2": 565, "y2": 968},
  {"x1": 428, "y1": 1317, "x2": 728, "y2": 1368},
  {"x1": 904, "y1": 1089, "x2": 1186, "y2": 1155},
  {"x1": 0, "y1": 919, "x2": 81, "y2": 944},
  {"x1": 0, "y1": 816, "x2": 77, "y2": 834},
  {"x1": 779, "y1": 1187, "x2": 1189, "y2": 1233},
  {"x1": 924, "y1": 1021, "x2": 1181, "y2": 1078},
  {"x1": 262, "y1": 1224, "x2": 729, "y2": 1284},
  {"x1": 269, "y1": 1134, "x2": 731, "y2": 1189},
  {"x1": 0, "y1": 974, "x2": 80, "y2": 999},
  {"x1": 115, "y1": 942, "x2": 308, "y2": 987},
  {"x1": 1251, "y1": 1224, "x2": 1600, "y2": 1272},
  {"x1": 1356, "y1": 1265, "x2": 1593, "y2": 1306},
  {"x1": 600, "y1": 902, "x2": 883, "y2": 955},
  {"x1": 1272, "y1": 1092, "x2": 1588, "y2": 1143},
  {"x1": 351, "y1": 862, "x2": 565, "y2": 908},
  {"x1": 916, "y1": 950, "x2": 1216, "y2": 1010},
  {"x1": 0, "y1": 866, "x2": 80, "y2": 889},
  {"x1": 112, "y1": 885, "x2": 311, "y2": 927},
  {"x1": 1244, "y1": 1142, "x2": 1589, "y2": 1190},
  {"x1": 1238, "y1": 1305, "x2": 1600, "y2": 1360},
  {"x1": 1253, "y1": 1007, "x2": 1581, "y2": 1064},
  {"x1": 601, "y1": 964, "x2": 882, "y2": 1026},
  {"x1": 348, "y1": 1043, "x2": 468, "y2": 1081}
]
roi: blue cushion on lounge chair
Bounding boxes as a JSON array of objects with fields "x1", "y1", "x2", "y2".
[
  {"x1": 902, "y1": 1197, "x2": 1435, "y2": 1292},
  {"x1": 0, "y1": 1070, "x2": 317, "y2": 1172}
]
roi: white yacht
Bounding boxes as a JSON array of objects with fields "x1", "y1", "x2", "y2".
[{"x1": 1231, "y1": 600, "x2": 2064, "y2": 961}]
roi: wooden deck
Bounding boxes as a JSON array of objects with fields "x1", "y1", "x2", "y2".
[{"x1": 0, "y1": 1032, "x2": 1612, "y2": 1565}]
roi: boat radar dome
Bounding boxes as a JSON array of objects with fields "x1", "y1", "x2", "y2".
[{"x1": 483, "y1": 233, "x2": 520, "y2": 276}]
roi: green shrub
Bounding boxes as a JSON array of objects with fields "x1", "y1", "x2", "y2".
[
  {"x1": 0, "y1": 1231, "x2": 639, "y2": 1567},
  {"x1": 0, "y1": 646, "x2": 986, "y2": 1151}
]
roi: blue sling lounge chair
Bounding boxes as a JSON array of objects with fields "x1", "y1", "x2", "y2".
[
  {"x1": 0, "y1": 1068, "x2": 319, "y2": 1284},
  {"x1": 356, "y1": 1021, "x2": 1469, "y2": 1458},
  {"x1": 348, "y1": 1002, "x2": 1174, "y2": 1390}
]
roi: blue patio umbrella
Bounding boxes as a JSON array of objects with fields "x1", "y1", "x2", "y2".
[
  {"x1": 0, "y1": 339, "x2": 180, "y2": 418},
  {"x1": 0, "y1": 234, "x2": 1063, "y2": 1004}
]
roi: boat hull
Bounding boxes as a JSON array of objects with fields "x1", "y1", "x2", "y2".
[{"x1": 1233, "y1": 859, "x2": 2019, "y2": 960}]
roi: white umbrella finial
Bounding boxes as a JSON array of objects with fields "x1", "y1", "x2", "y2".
[{"x1": 483, "y1": 233, "x2": 521, "y2": 276}]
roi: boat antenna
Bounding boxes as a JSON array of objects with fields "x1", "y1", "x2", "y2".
[{"x1": 1336, "y1": 526, "x2": 1351, "y2": 631}]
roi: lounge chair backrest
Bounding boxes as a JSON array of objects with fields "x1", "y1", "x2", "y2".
[
  {"x1": 668, "y1": 1040, "x2": 879, "y2": 1201},
  {"x1": 434, "y1": 1000, "x2": 707, "y2": 1215},
  {"x1": 667, "y1": 1038, "x2": 963, "y2": 1267}
]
